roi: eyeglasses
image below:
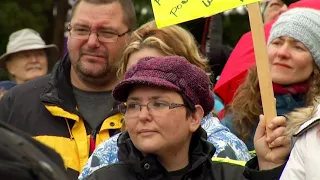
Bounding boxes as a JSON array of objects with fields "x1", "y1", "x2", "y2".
[
  {"x1": 119, "y1": 101, "x2": 186, "y2": 118},
  {"x1": 68, "y1": 24, "x2": 129, "y2": 43}
]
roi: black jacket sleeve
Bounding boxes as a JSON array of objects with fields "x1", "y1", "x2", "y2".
[
  {"x1": 243, "y1": 156, "x2": 285, "y2": 180},
  {"x1": 0, "y1": 89, "x2": 13, "y2": 123}
]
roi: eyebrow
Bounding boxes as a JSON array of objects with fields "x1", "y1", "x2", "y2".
[
  {"x1": 127, "y1": 97, "x2": 141, "y2": 101},
  {"x1": 277, "y1": 37, "x2": 285, "y2": 41},
  {"x1": 72, "y1": 23, "x2": 90, "y2": 28},
  {"x1": 72, "y1": 23, "x2": 118, "y2": 31}
]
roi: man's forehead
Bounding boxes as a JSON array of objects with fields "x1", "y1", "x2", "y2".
[
  {"x1": 71, "y1": 19, "x2": 119, "y2": 30},
  {"x1": 13, "y1": 49, "x2": 45, "y2": 56},
  {"x1": 71, "y1": 1, "x2": 124, "y2": 26}
]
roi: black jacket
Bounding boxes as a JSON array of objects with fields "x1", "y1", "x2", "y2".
[
  {"x1": 0, "y1": 54, "x2": 123, "y2": 179},
  {"x1": 0, "y1": 121, "x2": 69, "y2": 180},
  {"x1": 86, "y1": 130, "x2": 284, "y2": 180}
]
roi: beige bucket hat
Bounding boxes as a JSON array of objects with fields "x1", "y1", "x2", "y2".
[{"x1": 0, "y1": 28, "x2": 59, "y2": 68}]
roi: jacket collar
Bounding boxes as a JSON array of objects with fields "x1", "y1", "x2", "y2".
[
  {"x1": 294, "y1": 105, "x2": 320, "y2": 137},
  {"x1": 40, "y1": 54, "x2": 79, "y2": 115},
  {"x1": 117, "y1": 128, "x2": 215, "y2": 179}
]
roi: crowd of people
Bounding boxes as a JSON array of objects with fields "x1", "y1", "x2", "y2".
[{"x1": 0, "y1": 0, "x2": 319, "y2": 179}]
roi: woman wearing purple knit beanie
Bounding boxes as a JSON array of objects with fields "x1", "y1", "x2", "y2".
[{"x1": 85, "y1": 55, "x2": 285, "y2": 180}]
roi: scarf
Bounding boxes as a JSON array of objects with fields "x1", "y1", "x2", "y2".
[{"x1": 272, "y1": 82, "x2": 309, "y2": 95}]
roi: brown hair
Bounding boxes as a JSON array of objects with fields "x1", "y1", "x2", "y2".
[
  {"x1": 226, "y1": 63, "x2": 320, "y2": 142},
  {"x1": 117, "y1": 20, "x2": 210, "y2": 79},
  {"x1": 71, "y1": 0, "x2": 136, "y2": 31}
]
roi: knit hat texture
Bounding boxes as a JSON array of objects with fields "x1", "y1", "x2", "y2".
[
  {"x1": 267, "y1": 8, "x2": 320, "y2": 67},
  {"x1": 112, "y1": 56, "x2": 214, "y2": 115}
]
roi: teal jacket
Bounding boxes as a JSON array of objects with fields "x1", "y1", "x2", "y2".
[{"x1": 222, "y1": 94, "x2": 306, "y2": 151}]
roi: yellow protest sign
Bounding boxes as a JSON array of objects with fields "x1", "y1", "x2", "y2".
[{"x1": 151, "y1": 0, "x2": 262, "y2": 28}]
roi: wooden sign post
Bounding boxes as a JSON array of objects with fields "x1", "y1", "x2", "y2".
[
  {"x1": 151, "y1": 0, "x2": 277, "y2": 136},
  {"x1": 247, "y1": 2, "x2": 276, "y2": 136}
]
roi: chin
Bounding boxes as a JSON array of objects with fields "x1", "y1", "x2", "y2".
[
  {"x1": 81, "y1": 69, "x2": 108, "y2": 79},
  {"x1": 27, "y1": 73, "x2": 46, "y2": 80},
  {"x1": 272, "y1": 79, "x2": 295, "y2": 85},
  {"x1": 78, "y1": 62, "x2": 109, "y2": 77},
  {"x1": 134, "y1": 139, "x2": 163, "y2": 154},
  {"x1": 136, "y1": 144, "x2": 160, "y2": 155},
  {"x1": 272, "y1": 75, "x2": 292, "y2": 85},
  {"x1": 138, "y1": 146, "x2": 160, "y2": 154}
]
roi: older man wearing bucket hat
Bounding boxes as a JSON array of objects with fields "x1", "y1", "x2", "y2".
[{"x1": 0, "y1": 28, "x2": 58, "y2": 84}]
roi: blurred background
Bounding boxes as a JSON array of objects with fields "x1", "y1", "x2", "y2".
[{"x1": 0, "y1": 0, "x2": 251, "y2": 80}]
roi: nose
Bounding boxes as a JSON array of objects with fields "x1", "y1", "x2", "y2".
[
  {"x1": 29, "y1": 55, "x2": 38, "y2": 63},
  {"x1": 87, "y1": 33, "x2": 100, "y2": 48},
  {"x1": 277, "y1": 43, "x2": 290, "y2": 59},
  {"x1": 138, "y1": 106, "x2": 152, "y2": 121}
]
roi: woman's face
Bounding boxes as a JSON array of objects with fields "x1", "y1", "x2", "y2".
[
  {"x1": 268, "y1": 36, "x2": 314, "y2": 85},
  {"x1": 125, "y1": 85, "x2": 198, "y2": 157},
  {"x1": 126, "y1": 48, "x2": 167, "y2": 71}
]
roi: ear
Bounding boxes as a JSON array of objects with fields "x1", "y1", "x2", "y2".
[
  {"x1": 5, "y1": 61, "x2": 15, "y2": 75},
  {"x1": 189, "y1": 105, "x2": 204, "y2": 133}
]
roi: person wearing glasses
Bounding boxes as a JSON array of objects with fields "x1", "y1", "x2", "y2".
[
  {"x1": 0, "y1": 0, "x2": 136, "y2": 179},
  {"x1": 0, "y1": 28, "x2": 58, "y2": 85},
  {"x1": 85, "y1": 56, "x2": 288, "y2": 180},
  {"x1": 79, "y1": 21, "x2": 252, "y2": 180}
]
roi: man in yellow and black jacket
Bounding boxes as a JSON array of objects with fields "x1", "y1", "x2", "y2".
[
  {"x1": 0, "y1": 0, "x2": 137, "y2": 179},
  {"x1": 0, "y1": 54, "x2": 123, "y2": 179}
]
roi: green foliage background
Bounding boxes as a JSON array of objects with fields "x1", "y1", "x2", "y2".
[{"x1": 0, "y1": 0, "x2": 53, "y2": 80}]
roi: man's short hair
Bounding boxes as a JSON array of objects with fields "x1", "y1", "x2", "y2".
[{"x1": 71, "y1": 0, "x2": 137, "y2": 31}]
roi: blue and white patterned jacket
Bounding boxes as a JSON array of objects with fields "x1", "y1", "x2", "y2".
[{"x1": 78, "y1": 113, "x2": 250, "y2": 180}]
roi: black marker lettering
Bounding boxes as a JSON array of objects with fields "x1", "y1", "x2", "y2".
[
  {"x1": 181, "y1": 0, "x2": 188, "y2": 4},
  {"x1": 202, "y1": 0, "x2": 213, "y2": 7},
  {"x1": 170, "y1": 7, "x2": 178, "y2": 17},
  {"x1": 154, "y1": 0, "x2": 161, "y2": 6}
]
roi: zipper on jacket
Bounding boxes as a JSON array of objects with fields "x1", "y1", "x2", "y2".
[{"x1": 89, "y1": 129, "x2": 97, "y2": 155}]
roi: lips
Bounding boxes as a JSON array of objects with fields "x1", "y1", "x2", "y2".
[
  {"x1": 83, "y1": 53, "x2": 105, "y2": 58},
  {"x1": 274, "y1": 63, "x2": 291, "y2": 69},
  {"x1": 26, "y1": 64, "x2": 42, "y2": 71},
  {"x1": 138, "y1": 129, "x2": 157, "y2": 134}
]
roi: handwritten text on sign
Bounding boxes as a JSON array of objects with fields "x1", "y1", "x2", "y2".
[{"x1": 151, "y1": 0, "x2": 262, "y2": 28}]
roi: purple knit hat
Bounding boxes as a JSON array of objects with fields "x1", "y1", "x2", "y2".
[{"x1": 112, "y1": 56, "x2": 214, "y2": 115}]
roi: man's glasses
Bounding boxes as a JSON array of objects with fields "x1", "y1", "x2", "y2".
[{"x1": 68, "y1": 24, "x2": 128, "y2": 43}]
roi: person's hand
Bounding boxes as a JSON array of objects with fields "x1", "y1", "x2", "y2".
[{"x1": 254, "y1": 114, "x2": 291, "y2": 170}]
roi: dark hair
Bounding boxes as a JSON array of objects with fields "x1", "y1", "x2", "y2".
[
  {"x1": 71, "y1": 0, "x2": 137, "y2": 31},
  {"x1": 181, "y1": 94, "x2": 196, "y2": 117}
]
